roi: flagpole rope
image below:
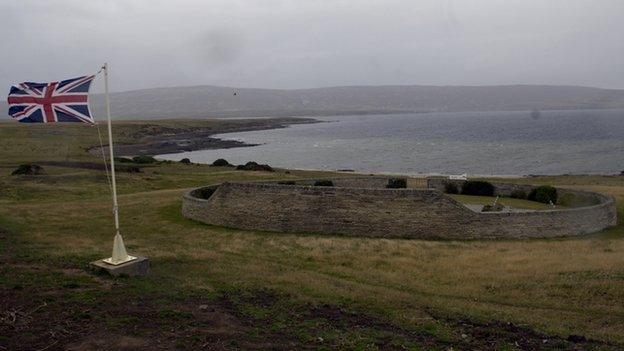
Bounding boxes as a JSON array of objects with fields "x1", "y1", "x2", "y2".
[
  {"x1": 95, "y1": 122, "x2": 113, "y2": 193},
  {"x1": 93, "y1": 64, "x2": 112, "y2": 193}
]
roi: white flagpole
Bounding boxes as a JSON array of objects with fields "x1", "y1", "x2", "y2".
[{"x1": 102, "y1": 62, "x2": 135, "y2": 265}]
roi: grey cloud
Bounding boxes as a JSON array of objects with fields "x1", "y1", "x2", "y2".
[
  {"x1": 1, "y1": 0, "x2": 623, "y2": 92},
  {"x1": 195, "y1": 29, "x2": 246, "y2": 66}
]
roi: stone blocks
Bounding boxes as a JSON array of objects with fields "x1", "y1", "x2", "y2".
[{"x1": 182, "y1": 178, "x2": 617, "y2": 240}]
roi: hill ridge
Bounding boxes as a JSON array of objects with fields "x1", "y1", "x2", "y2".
[{"x1": 3, "y1": 84, "x2": 624, "y2": 119}]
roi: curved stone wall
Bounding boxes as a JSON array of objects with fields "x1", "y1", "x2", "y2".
[{"x1": 182, "y1": 178, "x2": 617, "y2": 240}]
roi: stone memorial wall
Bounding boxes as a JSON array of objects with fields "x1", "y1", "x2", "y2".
[{"x1": 182, "y1": 177, "x2": 617, "y2": 239}]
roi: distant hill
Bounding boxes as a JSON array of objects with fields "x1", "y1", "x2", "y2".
[{"x1": 4, "y1": 84, "x2": 624, "y2": 120}]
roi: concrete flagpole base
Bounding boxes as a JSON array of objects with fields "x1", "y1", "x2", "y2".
[
  {"x1": 104, "y1": 233, "x2": 134, "y2": 265},
  {"x1": 90, "y1": 256, "x2": 150, "y2": 277},
  {"x1": 90, "y1": 233, "x2": 149, "y2": 277}
]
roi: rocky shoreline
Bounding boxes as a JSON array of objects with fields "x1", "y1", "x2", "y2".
[{"x1": 90, "y1": 117, "x2": 318, "y2": 157}]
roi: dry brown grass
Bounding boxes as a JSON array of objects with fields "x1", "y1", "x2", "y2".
[{"x1": 7, "y1": 180, "x2": 623, "y2": 342}]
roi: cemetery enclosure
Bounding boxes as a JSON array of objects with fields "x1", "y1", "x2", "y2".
[{"x1": 182, "y1": 177, "x2": 617, "y2": 239}]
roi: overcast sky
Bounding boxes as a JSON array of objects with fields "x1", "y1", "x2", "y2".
[{"x1": 2, "y1": 0, "x2": 623, "y2": 92}]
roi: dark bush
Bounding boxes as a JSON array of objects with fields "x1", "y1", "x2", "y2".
[
  {"x1": 314, "y1": 180, "x2": 334, "y2": 187},
  {"x1": 197, "y1": 187, "x2": 216, "y2": 199},
  {"x1": 212, "y1": 158, "x2": 231, "y2": 167},
  {"x1": 528, "y1": 185, "x2": 557, "y2": 204},
  {"x1": 179, "y1": 158, "x2": 192, "y2": 164},
  {"x1": 482, "y1": 203, "x2": 504, "y2": 212},
  {"x1": 236, "y1": 161, "x2": 274, "y2": 172},
  {"x1": 132, "y1": 155, "x2": 157, "y2": 164},
  {"x1": 509, "y1": 189, "x2": 527, "y2": 199},
  {"x1": 386, "y1": 178, "x2": 407, "y2": 189},
  {"x1": 461, "y1": 180, "x2": 495, "y2": 196},
  {"x1": 114, "y1": 157, "x2": 134, "y2": 163},
  {"x1": 11, "y1": 164, "x2": 44, "y2": 176},
  {"x1": 116, "y1": 165, "x2": 141, "y2": 173},
  {"x1": 444, "y1": 182, "x2": 459, "y2": 194},
  {"x1": 277, "y1": 181, "x2": 296, "y2": 185}
]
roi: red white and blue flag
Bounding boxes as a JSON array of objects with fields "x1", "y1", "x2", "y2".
[{"x1": 7, "y1": 75, "x2": 95, "y2": 124}]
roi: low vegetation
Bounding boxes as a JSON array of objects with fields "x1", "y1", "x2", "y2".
[
  {"x1": 529, "y1": 185, "x2": 558, "y2": 204},
  {"x1": 132, "y1": 155, "x2": 158, "y2": 164},
  {"x1": 314, "y1": 180, "x2": 334, "y2": 187},
  {"x1": 510, "y1": 189, "x2": 528, "y2": 199},
  {"x1": 11, "y1": 164, "x2": 44, "y2": 176},
  {"x1": 211, "y1": 158, "x2": 231, "y2": 167},
  {"x1": 386, "y1": 178, "x2": 407, "y2": 188},
  {"x1": 444, "y1": 182, "x2": 459, "y2": 194},
  {"x1": 460, "y1": 180, "x2": 495, "y2": 196},
  {"x1": 482, "y1": 202, "x2": 504, "y2": 212},
  {"x1": 277, "y1": 180, "x2": 297, "y2": 185},
  {"x1": 236, "y1": 161, "x2": 274, "y2": 172},
  {"x1": 0, "y1": 120, "x2": 623, "y2": 350},
  {"x1": 114, "y1": 156, "x2": 134, "y2": 163}
]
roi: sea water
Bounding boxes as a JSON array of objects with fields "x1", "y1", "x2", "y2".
[{"x1": 159, "y1": 109, "x2": 624, "y2": 176}]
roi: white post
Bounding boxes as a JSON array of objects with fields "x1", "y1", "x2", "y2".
[{"x1": 102, "y1": 63, "x2": 135, "y2": 265}]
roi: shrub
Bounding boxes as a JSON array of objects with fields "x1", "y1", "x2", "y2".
[
  {"x1": 11, "y1": 164, "x2": 44, "y2": 176},
  {"x1": 314, "y1": 180, "x2": 334, "y2": 187},
  {"x1": 509, "y1": 189, "x2": 527, "y2": 199},
  {"x1": 460, "y1": 180, "x2": 495, "y2": 196},
  {"x1": 444, "y1": 182, "x2": 459, "y2": 194},
  {"x1": 482, "y1": 203, "x2": 504, "y2": 212},
  {"x1": 114, "y1": 157, "x2": 134, "y2": 163},
  {"x1": 116, "y1": 165, "x2": 141, "y2": 173},
  {"x1": 212, "y1": 158, "x2": 231, "y2": 167},
  {"x1": 132, "y1": 155, "x2": 157, "y2": 164},
  {"x1": 386, "y1": 178, "x2": 407, "y2": 189},
  {"x1": 528, "y1": 185, "x2": 557, "y2": 204},
  {"x1": 236, "y1": 161, "x2": 274, "y2": 172},
  {"x1": 179, "y1": 158, "x2": 192, "y2": 165},
  {"x1": 277, "y1": 181, "x2": 296, "y2": 185},
  {"x1": 197, "y1": 187, "x2": 216, "y2": 199}
]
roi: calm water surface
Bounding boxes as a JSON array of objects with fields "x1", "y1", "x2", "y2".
[{"x1": 159, "y1": 110, "x2": 624, "y2": 175}]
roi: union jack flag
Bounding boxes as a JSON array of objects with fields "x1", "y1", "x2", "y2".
[{"x1": 7, "y1": 75, "x2": 95, "y2": 124}]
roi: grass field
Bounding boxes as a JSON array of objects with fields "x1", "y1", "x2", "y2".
[{"x1": 1, "y1": 120, "x2": 623, "y2": 350}]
